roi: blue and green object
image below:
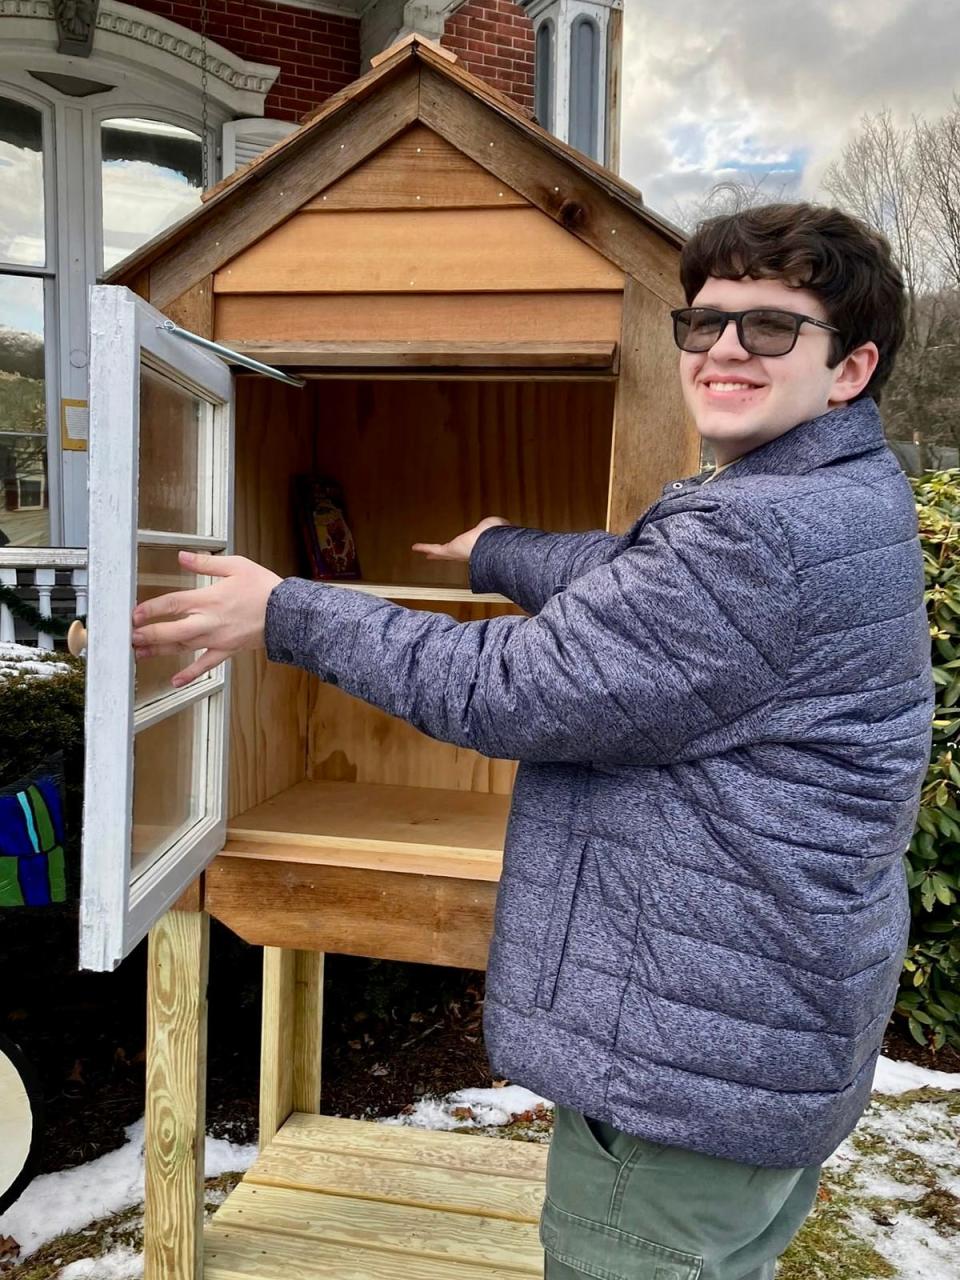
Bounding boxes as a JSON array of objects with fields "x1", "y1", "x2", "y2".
[{"x1": 0, "y1": 766, "x2": 67, "y2": 906}]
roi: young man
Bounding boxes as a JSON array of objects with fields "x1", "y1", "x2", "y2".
[{"x1": 131, "y1": 202, "x2": 934, "y2": 1278}]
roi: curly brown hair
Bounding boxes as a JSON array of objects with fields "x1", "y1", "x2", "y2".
[{"x1": 679, "y1": 202, "x2": 906, "y2": 402}]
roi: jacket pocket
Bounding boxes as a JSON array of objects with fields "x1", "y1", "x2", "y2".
[{"x1": 535, "y1": 836, "x2": 587, "y2": 1011}]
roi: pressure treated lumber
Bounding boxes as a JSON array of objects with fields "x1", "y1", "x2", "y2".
[
  {"x1": 249, "y1": 1144, "x2": 545, "y2": 1221},
  {"x1": 214, "y1": 208, "x2": 625, "y2": 295},
  {"x1": 205, "y1": 1223, "x2": 539, "y2": 1280},
  {"x1": 204, "y1": 1113, "x2": 548, "y2": 1280},
  {"x1": 144, "y1": 910, "x2": 209, "y2": 1280},
  {"x1": 204, "y1": 855, "x2": 498, "y2": 967},
  {"x1": 225, "y1": 340, "x2": 617, "y2": 371},
  {"x1": 275, "y1": 1112, "x2": 548, "y2": 1177},
  {"x1": 259, "y1": 950, "x2": 324, "y2": 1150},
  {"x1": 211, "y1": 1184, "x2": 543, "y2": 1275},
  {"x1": 606, "y1": 275, "x2": 702, "y2": 532}
]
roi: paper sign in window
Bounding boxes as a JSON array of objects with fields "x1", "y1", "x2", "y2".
[{"x1": 60, "y1": 399, "x2": 89, "y2": 452}]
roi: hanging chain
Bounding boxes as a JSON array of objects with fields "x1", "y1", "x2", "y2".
[{"x1": 199, "y1": 0, "x2": 210, "y2": 189}]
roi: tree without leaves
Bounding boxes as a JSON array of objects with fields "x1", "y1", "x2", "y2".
[
  {"x1": 671, "y1": 174, "x2": 793, "y2": 235},
  {"x1": 822, "y1": 104, "x2": 960, "y2": 469}
]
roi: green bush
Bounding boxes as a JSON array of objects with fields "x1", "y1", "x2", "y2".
[{"x1": 896, "y1": 470, "x2": 960, "y2": 1051}]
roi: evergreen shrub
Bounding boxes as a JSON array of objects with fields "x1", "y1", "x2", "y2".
[{"x1": 897, "y1": 470, "x2": 960, "y2": 1050}]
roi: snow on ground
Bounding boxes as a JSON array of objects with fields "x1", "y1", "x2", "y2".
[
  {"x1": 58, "y1": 1245, "x2": 143, "y2": 1280},
  {"x1": 872, "y1": 1055, "x2": 960, "y2": 1095},
  {"x1": 0, "y1": 1118, "x2": 257, "y2": 1261},
  {"x1": 0, "y1": 1058, "x2": 956, "y2": 1279},
  {"x1": 377, "y1": 1083, "x2": 552, "y2": 1131}
]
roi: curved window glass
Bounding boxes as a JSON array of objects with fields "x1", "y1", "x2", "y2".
[
  {"x1": 0, "y1": 96, "x2": 45, "y2": 268},
  {"x1": 101, "y1": 118, "x2": 203, "y2": 271},
  {"x1": 535, "y1": 21, "x2": 555, "y2": 133},
  {"x1": 569, "y1": 16, "x2": 600, "y2": 161}
]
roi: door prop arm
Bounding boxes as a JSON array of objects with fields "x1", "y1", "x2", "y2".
[{"x1": 158, "y1": 321, "x2": 307, "y2": 389}]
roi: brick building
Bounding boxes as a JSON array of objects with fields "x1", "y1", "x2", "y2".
[{"x1": 0, "y1": 0, "x2": 622, "y2": 547}]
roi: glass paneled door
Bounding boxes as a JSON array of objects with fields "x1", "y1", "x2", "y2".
[{"x1": 80, "y1": 286, "x2": 234, "y2": 971}]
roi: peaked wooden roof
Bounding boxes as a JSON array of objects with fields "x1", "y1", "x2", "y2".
[{"x1": 107, "y1": 34, "x2": 685, "y2": 310}]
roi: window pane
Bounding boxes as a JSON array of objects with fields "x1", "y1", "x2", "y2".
[
  {"x1": 535, "y1": 22, "x2": 554, "y2": 133},
  {"x1": 101, "y1": 118, "x2": 203, "y2": 272},
  {"x1": 135, "y1": 544, "x2": 213, "y2": 707},
  {"x1": 132, "y1": 700, "x2": 209, "y2": 879},
  {"x1": 570, "y1": 17, "x2": 600, "y2": 160},
  {"x1": 138, "y1": 362, "x2": 214, "y2": 536},
  {"x1": 0, "y1": 274, "x2": 49, "y2": 546},
  {"x1": 0, "y1": 97, "x2": 44, "y2": 268}
]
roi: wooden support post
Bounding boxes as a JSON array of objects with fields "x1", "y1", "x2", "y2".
[
  {"x1": 144, "y1": 910, "x2": 210, "y2": 1280},
  {"x1": 259, "y1": 948, "x2": 325, "y2": 1150}
]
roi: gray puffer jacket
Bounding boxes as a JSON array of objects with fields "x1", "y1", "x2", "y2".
[{"x1": 265, "y1": 396, "x2": 934, "y2": 1168}]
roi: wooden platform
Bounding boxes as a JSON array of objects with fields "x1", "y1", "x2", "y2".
[
  {"x1": 205, "y1": 1113, "x2": 548, "y2": 1279},
  {"x1": 224, "y1": 780, "x2": 510, "y2": 881}
]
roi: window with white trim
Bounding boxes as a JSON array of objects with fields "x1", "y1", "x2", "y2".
[
  {"x1": 0, "y1": 7, "x2": 278, "y2": 547},
  {"x1": 0, "y1": 91, "x2": 54, "y2": 547},
  {"x1": 525, "y1": 0, "x2": 618, "y2": 167}
]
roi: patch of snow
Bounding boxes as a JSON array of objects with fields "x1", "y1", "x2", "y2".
[
  {"x1": 873, "y1": 1055, "x2": 960, "y2": 1095},
  {"x1": 0, "y1": 1118, "x2": 256, "y2": 1261},
  {"x1": 378, "y1": 1084, "x2": 553, "y2": 1131},
  {"x1": 0, "y1": 642, "x2": 72, "y2": 681},
  {"x1": 846, "y1": 1205, "x2": 959, "y2": 1280},
  {"x1": 59, "y1": 1243, "x2": 143, "y2": 1280}
]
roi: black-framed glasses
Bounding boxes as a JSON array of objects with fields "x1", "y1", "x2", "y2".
[{"x1": 670, "y1": 307, "x2": 841, "y2": 357}]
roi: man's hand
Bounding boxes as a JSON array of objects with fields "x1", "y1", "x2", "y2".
[
  {"x1": 131, "y1": 550, "x2": 282, "y2": 688},
  {"x1": 412, "y1": 516, "x2": 510, "y2": 564}
]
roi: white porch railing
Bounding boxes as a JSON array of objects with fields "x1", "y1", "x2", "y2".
[{"x1": 0, "y1": 549, "x2": 88, "y2": 651}]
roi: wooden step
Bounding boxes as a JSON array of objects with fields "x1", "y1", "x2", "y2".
[{"x1": 205, "y1": 1113, "x2": 548, "y2": 1279}]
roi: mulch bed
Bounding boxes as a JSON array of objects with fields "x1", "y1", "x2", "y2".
[
  {"x1": 2, "y1": 912, "x2": 492, "y2": 1173},
  {"x1": 2, "y1": 909, "x2": 956, "y2": 1177}
]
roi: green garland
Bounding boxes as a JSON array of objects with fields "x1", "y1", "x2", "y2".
[{"x1": 0, "y1": 582, "x2": 84, "y2": 640}]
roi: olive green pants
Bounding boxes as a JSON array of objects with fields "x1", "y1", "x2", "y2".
[{"x1": 539, "y1": 1106, "x2": 821, "y2": 1280}]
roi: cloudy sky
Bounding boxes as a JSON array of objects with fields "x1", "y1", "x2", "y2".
[{"x1": 620, "y1": 0, "x2": 960, "y2": 225}]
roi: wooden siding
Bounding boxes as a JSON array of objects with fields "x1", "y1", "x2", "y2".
[
  {"x1": 302, "y1": 123, "x2": 528, "y2": 210},
  {"x1": 213, "y1": 207, "x2": 624, "y2": 295},
  {"x1": 215, "y1": 291, "x2": 623, "y2": 344}
]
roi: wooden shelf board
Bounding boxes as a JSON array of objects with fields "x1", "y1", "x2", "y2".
[
  {"x1": 205, "y1": 1114, "x2": 546, "y2": 1279},
  {"x1": 335, "y1": 581, "x2": 510, "y2": 604},
  {"x1": 228, "y1": 339, "x2": 617, "y2": 371},
  {"x1": 223, "y1": 780, "x2": 509, "y2": 881}
]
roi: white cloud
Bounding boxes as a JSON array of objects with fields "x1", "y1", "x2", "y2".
[{"x1": 620, "y1": 0, "x2": 960, "y2": 220}]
